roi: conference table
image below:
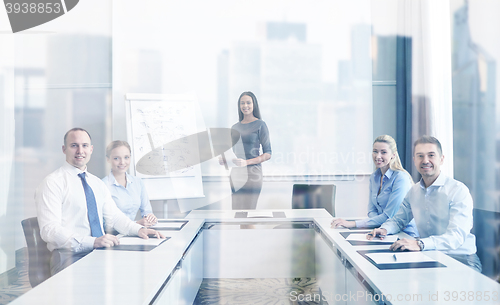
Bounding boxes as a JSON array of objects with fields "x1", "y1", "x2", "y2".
[{"x1": 11, "y1": 209, "x2": 500, "y2": 305}]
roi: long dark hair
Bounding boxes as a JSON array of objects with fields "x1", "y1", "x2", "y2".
[{"x1": 237, "y1": 91, "x2": 261, "y2": 121}]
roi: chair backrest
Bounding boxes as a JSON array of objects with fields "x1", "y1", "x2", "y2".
[
  {"x1": 292, "y1": 184, "x2": 336, "y2": 217},
  {"x1": 471, "y1": 208, "x2": 500, "y2": 279},
  {"x1": 21, "y1": 217, "x2": 51, "y2": 287}
]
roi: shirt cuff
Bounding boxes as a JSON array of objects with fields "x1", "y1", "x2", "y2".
[
  {"x1": 420, "y1": 237, "x2": 435, "y2": 251},
  {"x1": 80, "y1": 236, "x2": 96, "y2": 252},
  {"x1": 141, "y1": 211, "x2": 152, "y2": 217},
  {"x1": 380, "y1": 223, "x2": 398, "y2": 235},
  {"x1": 131, "y1": 223, "x2": 143, "y2": 236}
]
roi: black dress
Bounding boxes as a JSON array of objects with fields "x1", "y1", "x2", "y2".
[{"x1": 230, "y1": 119, "x2": 272, "y2": 210}]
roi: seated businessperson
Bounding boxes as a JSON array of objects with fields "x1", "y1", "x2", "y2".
[
  {"x1": 331, "y1": 135, "x2": 418, "y2": 237},
  {"x1": 102, "y1": 141, "x2": 158, "y2": 229},
  {"x1": 367, "y1": 136, "x2": 481, "y2": 272},
  {"x1": 35, "y1": 128, "x2": 164, "y2": 275}
]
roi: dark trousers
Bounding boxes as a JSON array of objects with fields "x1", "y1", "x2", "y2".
[
  {"x1": 448, "y1": 253, "x2": 482, "y2": 273},
  {"x1": 50, "y1": 249, "x2": 92, "y2": 275},
  {"x1": 230, "y1": 165, "x2": 263, "y2": 210}
]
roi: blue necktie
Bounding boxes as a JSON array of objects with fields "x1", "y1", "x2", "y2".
[{"x1": 78, "y1": 173, "x2": 103, "y2": 237}]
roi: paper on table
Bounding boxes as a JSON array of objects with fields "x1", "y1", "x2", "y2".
[
  {"x1": 247, "y1": 211, "x2": 274, "y2": 218},
  {"x1": 366, "y1": 252, "x2": 437, "y2": 264},
  {"x1": 119, "y1": 237, "x2": 165, "y2": 246},
  {"x1": 152, "y1": 222, "x2": 185, "y2": 229},
  {"x1": 346, "y1": 233, "x2": 398, "y2": 242}
]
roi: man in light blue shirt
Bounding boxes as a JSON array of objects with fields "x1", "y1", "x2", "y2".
[{"x1": 368, "y1": 136, "x2": 481, "y2": 272}]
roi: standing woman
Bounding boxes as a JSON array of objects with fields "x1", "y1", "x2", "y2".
[
  {"x1": 102, "y1": 141, "x2": 157, "y2": 228},
  {"x1": 229, "y1": 91, "x2": 272, "y2": 210},
  {"x1": 331, "y1": 135, "x2": 418, "y2": 237}
]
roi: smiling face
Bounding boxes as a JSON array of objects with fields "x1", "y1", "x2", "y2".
[
  {"x1": 63, "y1": 130, "x2": 93, "y2": 170},
  {"x1": 372, "y1": 141, "x2": 395, "y2": 173},
  {"x1": 414, "y1": 143, "x2": 444, "y2": 184},
  {"x1": 239, "y1": 94, "x2": 254, "y2": 117},
  {"x1": 107, "y1": 145, "x2": 131, "y2": 175}
]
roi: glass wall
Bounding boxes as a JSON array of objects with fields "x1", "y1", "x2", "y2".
[
  {"x1": 0, "y1": 0, "x2": 113, "y2": 274},
  {"x1": 450, "y1": 0, "x2": 500, "y2": 279},
  {"x1": 113, "y1": 0, "x2": 374, "y2": 179},
  {"x1": 1, "y1": 0, "x2": 381, "y2": 276}
]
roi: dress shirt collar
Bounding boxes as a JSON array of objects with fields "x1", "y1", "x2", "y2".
[
  {"x1": 418, "y1": 172, "x2": 446, "y2": 189},
  {"x1": 109, "y1": 171, "x2": 134, "y2": 187},
  {"x1": 62, "y1": 161, "x2": 88, "y2": 176},
  {"x1": 384, "y1": 168, "x2": 394, "y2": 179},
  {"x1": 375, "y1": 167, "x2": 394, "y2": 180}
]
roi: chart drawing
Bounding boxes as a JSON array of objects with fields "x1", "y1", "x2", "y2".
[{"x1": 130, "y1": 100, "x2": 199, "y2": 177}]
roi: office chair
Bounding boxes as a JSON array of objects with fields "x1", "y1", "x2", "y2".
[
  {"x1": 21, "y1": 217, "x2": 52, "y2": 288},
  {"x1": 291, "y1": 184, "x2": 336, "y2": 217},
  {"x1": 471, "y1": 208, "x2": 500, "y2": 280},
  {"x1": 273, "y1": 184, "x2": 336, "y2": 230}
]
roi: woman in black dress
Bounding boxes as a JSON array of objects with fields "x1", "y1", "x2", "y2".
[{"x1": 230, "y1": 91, "x2": 272, "y2": 210}]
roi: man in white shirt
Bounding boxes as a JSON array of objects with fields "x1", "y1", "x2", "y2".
[
  {"x1": 368, "y1": 136, "x2": 481, "y2": 272},
  {"x1": 35, "y1": 128, "x2": 164, "y2": 275}
]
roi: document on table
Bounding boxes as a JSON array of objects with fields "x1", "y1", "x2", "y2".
[
  {"x1": 151, "y1": 221, "x2": 187, "y2": 230},
  {"x1": 247, "y1": 211, "x2": 274, "y2": 218},
  {"x1": 119, "y1": 237, "x2": 166, "y2": 246},
  {"x1": 346, "y1": 233, "x2": 398, "y2": 243},
  {"x1": 366, "y1": 252, "x2": 437, "y2": 264}
]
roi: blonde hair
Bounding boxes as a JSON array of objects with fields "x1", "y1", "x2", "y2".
[
  {"x1": 373, "y1": 135, "x2": 412, "y2": 180},
  {"x1": 105, "y1": 140, "x2": 131, "y2": 158}
]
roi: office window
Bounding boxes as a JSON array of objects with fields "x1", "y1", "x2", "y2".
[
  {"x1": 113, "y1": 0, "x2": 374, "y2": 178},
  {"x1": 1, "y1": 0, "x2": 113, "y2": 258},
  {"x1": 450, "y1": 0, "x2": 500, "y2": 279}
]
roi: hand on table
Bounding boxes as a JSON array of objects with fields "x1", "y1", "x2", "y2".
[
  {"x1": 331, "y1": 218, "x2": 356, "y2": 228},
  {"x1": 366, "y1": 228, "x2": 388, "y2": 240},
  {"x1": 138, "y1": 228, "x2": 165, "y2": 239},
  {"x1": 136, "y1": 213, "x2": 157, "y2": 227},
  {"x1": 389, "y1": 238, "x2": 420, "y2": 251},
  {"x1": 94, "y1": 234, "x2": 120, "y2": 248}
]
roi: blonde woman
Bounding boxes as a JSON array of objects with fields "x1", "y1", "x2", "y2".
[
  {"x1": 102, "y1": 141, "x2": 157, "y2": 227},
  {"x1": 331, "y1": 135, "x2": 418, "y2": 237}
]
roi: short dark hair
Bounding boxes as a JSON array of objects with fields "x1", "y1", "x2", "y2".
[
  {"x1": 64, "y1": 128, "x2": 92, "y2": 146},
  {"x1": 237, "y1": 91, "x2": 261, "y2": 121},
  {"x1": 413, "y1": 135, "x2": 442, "y2": 156}
]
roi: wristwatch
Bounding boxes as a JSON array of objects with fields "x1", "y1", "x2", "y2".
[{"x1": 416, "y1": 238, "x2": 425, "y2": 251}]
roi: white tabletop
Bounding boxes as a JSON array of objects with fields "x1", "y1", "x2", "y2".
[
  {"x1": 12, "y1": 210, "x2": 500, "y2": 305},
  {"x1": 11, "y1": 219, "x2": 204, "y2": 305},
  {"x1": 314, "y1": 217, "x2": 500, "y2": 304},
  {"x1": 187, "y1": 208, "x2": 332, "y2": 221}
]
